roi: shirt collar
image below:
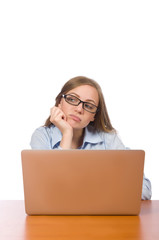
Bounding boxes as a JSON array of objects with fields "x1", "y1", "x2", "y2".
[
  {"x1": 83, "y1": 125, "x2": 103, "y2": 144},
  {"x1": 50, "y1": 125, "x2": 103, "y2": 149}
]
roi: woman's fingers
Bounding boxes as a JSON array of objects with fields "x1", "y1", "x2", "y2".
[
  {"x1": 49, "y1": 106, "x2": 73, "y2": 147},
  {"x1": 50, "y1": 106, "x2": 66, "y2": 124}
]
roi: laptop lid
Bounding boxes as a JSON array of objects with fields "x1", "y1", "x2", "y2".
[{"x1": 21, "y1": 150, "x2": 145, "y2": 215}]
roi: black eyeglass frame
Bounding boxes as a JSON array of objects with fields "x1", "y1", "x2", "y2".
[{"x1": 62, "y1": 94, "x2": 99, "y2": 114}]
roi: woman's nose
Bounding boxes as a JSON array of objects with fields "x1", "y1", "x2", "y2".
[{"x1": 75, "y1": 102, "x2": 84, "y2": 113}]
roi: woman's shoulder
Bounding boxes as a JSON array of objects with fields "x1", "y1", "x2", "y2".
[
  {"x1": 32, "y1": 125, "x2": 52, "y2": 134},
  {"x1": 98, "y1": 130, "x2": 126, "y2": 149},
  {"x1": 31, "y1": 124, "x2": 58, "y2": 139},
  {"x1": 30, "y1": 124, "x2": 61, "y2": 149}
]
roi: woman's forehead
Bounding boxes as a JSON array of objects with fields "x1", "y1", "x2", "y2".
[{"x1": 67, "y1": 85, "x2": 99, "y2": 103}]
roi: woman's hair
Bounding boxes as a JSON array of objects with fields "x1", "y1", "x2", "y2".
[{"x1": 44, "y1": 76, "x2": 115, "y2": 133}]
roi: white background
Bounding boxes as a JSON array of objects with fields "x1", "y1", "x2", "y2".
[{"x1": 0, "y1": 0, "x2": 158, "y2": 200}]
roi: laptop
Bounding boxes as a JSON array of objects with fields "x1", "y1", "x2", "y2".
[{"x1": 21, "y1": 149, "x2": 145, "y2": 215}]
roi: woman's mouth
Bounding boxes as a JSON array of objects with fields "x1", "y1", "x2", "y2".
[{"x1": 69, "y1": 114, "x2": 81, "y2": 122}]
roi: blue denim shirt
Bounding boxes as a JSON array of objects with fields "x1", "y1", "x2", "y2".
[{"x1": 30, "y1": 124, "x2": 152, "y2": 200}]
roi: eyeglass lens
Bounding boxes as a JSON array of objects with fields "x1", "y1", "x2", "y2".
[{"x1": 64, "y1": 94, "x2": 97, "y2": 113}]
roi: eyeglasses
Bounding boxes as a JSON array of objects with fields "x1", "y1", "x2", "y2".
[{"x1": 62, "y1": 94, "x2": 98, "y2": 113}]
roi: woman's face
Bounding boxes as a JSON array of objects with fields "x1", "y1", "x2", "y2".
[{"x1": 59, "y1": 85, "x2": 99, "y2": 129}]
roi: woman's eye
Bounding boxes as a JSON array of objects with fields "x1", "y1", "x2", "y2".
[
  {"x1": 85, "y1": 104, "x2": 94, "y2": 110},
  {"x1": 67, "y1": 97, "x2": 76, "y2": 102}
]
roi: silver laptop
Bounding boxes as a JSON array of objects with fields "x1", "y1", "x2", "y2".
[{"x1": 21, "y1": 150, "x2": 145, "y2": 215}]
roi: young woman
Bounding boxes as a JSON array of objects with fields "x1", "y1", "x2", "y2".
[{"x1": 30, "y1": 76, "x2": 152, "y2": 200}]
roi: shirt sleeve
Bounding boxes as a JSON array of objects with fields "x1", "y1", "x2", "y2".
[
  {"x1": 105, "y1": 132, "x2": 126, "y2": 149},
  {"x1": 30, "y1": 127, "x2": 52, "y2": 150},
  {"x1": 142, "y1": 174, "x2": 152, "y2": 200},
  {"x1": 111, "y1": 133, "x2": 126, "y2": 149}
]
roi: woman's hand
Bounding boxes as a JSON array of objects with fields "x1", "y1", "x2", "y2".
[
  {"x1": 50, "y1": 105, "x2": 72, "y2": 134},
  {"x1": 50, "y1": 106, "x2": 73, "y2": 149}
]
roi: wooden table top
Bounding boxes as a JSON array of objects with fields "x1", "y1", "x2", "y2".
[{"x1": 0, "y1": 200, "x2": 159, "y2": 240}]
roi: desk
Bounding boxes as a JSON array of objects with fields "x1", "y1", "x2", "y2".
[{"x1": 0, "y1": 200, "x2": 159, "y2": 240}]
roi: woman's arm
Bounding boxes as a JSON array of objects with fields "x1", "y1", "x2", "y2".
[
  {"x1": 142, "y1": 175, "x2": 152, "y2": 200},
  {"x1": 50, "y1": 106, "x2": 73, "y2": 149},
  {"x1": 30, "y1": 127, "x2": 52, "y2": 149}
]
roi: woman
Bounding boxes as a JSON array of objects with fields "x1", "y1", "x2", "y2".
[{"x1": 30, "y1": 76, "x2": 152, "y2": 200}]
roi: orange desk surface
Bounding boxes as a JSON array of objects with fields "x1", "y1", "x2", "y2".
[{"x1": 0, "y1": 200, "x2": 159, "y2": 240}]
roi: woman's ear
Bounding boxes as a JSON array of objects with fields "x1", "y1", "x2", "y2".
[
  {"x1": 58, "y1": 98, "x2": 63, "y2": 109},
  {"x1": 90, "y1": 115, "x2": 95, "y2": 122},
  {"x1": 58, "y1": 103, "x2": 61, "y2": 109}
]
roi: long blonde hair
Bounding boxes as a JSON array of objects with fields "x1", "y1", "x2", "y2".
[{"x1": 45, "y1": 76, "x2": 115, "y2": 133}]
